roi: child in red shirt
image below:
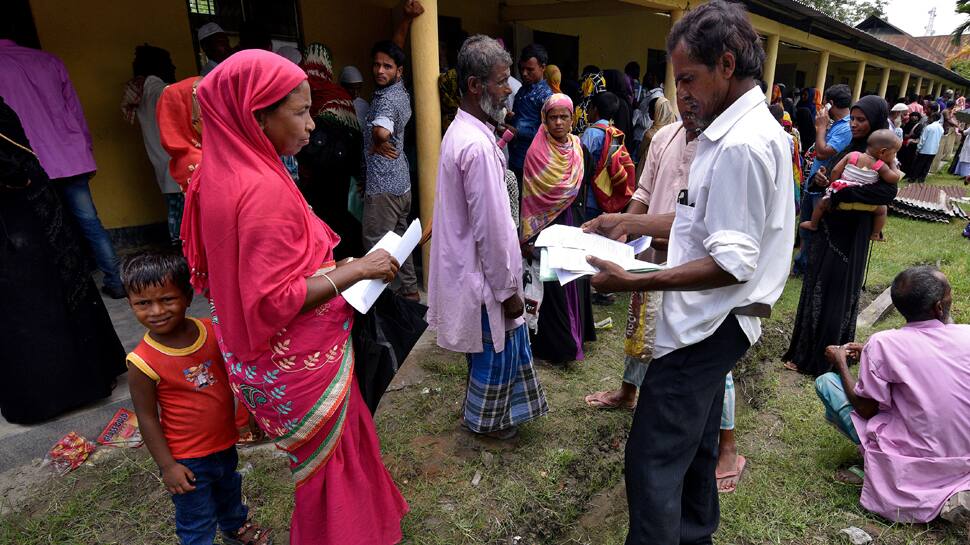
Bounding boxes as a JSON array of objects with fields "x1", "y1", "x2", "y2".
[{"x1": 123, "y1": 251, "x2": 270, "y2": 545}]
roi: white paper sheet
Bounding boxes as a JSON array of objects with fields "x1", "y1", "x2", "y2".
[
  {"x1": 536, "y1": 225, "x2": 664, "y2": 285},
  {"x1": 343, "y1": 219, "x2": 422, "y2": 314},
  {"x1": 627, "y1": 236, "x2": 653, "y2": 256}
]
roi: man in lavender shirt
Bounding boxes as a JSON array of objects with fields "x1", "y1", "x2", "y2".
[
  {"x1": 0, "y1": 35, "x2": 123, "y2": 297},
  {"x1": 427, "y1": 35, "x2": 548, "y2": 440},
  {"x1": 817, "y1": 266, "x2": 970, "y2": 526}
]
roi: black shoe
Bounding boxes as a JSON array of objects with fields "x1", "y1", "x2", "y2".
[{"x1": 101, "y1": 284, "x2": 127, "y2": 299}]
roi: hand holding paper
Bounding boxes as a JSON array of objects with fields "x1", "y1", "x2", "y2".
[
  {"x1": 535, "y1": 225, "x2": 663, "y2": 285},
  {"x1": 343, "y1": 219, "x2": 422, "y2": 313}
]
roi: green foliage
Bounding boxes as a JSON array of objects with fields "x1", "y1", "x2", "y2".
[
  {"x1": 951, "y1": 58, "x2": 970, "y2": 80},
  {"x1": 802, "y1": 0, "x2": 888, "y2": 26}
]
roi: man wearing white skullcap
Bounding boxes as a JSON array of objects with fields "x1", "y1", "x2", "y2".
[
  {"x1": 340, "y1": 65, "x2": 369, "y2": 130},
  {"x1": 197, "y1": 23, "x2": 231, "y2": 76}
]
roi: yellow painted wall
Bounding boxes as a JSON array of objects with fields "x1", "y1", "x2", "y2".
[
  {"x1": 300, "y1": 0, "x2": 393, "y2": 99},
  {"x1": 522, "y1": 13, "x2": 671, "y2": 73},
  {"x1": 439, "y1": 0, "x2": 503, "y2": 37},
  {"x1": 30, "y1": 0, "x2": 196, "y2": 229}
]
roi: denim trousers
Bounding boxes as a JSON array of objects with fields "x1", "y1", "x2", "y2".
[
  {"x1": 54, "y1": 173, "x2": 121, "y2": 288},
  {"x1": 170, "y1": 447, "x2": 249, "y2": 545},
  {"x1": 814, "y1": 372, "x2": 861, "y2": 444}
]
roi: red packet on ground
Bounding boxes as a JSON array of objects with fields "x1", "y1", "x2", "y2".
[
  {"x1": 96, "y1": 408, "x2": 143, "y2": 448},
  {"x1": 44, "y1": 432, "x2": 97, "y2": 475}
]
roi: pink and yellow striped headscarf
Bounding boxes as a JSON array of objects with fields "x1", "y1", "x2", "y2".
[{"x1": 521, "y1": 93, "x2": 585, "y2": 242}]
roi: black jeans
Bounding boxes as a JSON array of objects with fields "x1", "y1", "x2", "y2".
[{"x1": 625, "y1": 316, "x2": 750, "y2": 545}]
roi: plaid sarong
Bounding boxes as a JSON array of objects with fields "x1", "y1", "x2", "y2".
[{"x1": 464, "y1": 311, "x2": 548, "y2": 433}]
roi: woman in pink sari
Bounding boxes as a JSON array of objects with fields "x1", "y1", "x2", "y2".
[{"x1": 181, "y1": 49, "x2": 408, "y2": 544}]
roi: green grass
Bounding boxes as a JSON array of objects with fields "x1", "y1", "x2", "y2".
[{"x1": 2, "y1": 173, "x2": 967, "y2": 544}]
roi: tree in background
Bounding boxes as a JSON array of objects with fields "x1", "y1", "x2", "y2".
[
  {"x1": 802, "y1": 0, "x2": 887, "y2": 26},
  {"x1": 949, "y1": 0, "x2": 970, "y2": 79}
]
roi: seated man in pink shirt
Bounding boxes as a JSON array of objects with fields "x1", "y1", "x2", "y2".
[{"x1": 816, "y1": 266, "x2": 970, "y2": 526}]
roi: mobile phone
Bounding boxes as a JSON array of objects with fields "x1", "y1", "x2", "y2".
[{"x1": 825, "y1": 103, "x2": 832, "y2": 113}]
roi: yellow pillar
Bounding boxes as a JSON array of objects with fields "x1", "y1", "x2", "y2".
[
  {"x1": 927, "y1": 80, "x2": 936, "y2": 97},
  {"x1": 665, "y1": 9, "x2": 684, "y2": 115},
  {"x1": 877, "y1": 66, "x2": 890, "y2": 99},
  {"x1": 915, "y1": 76, "x2": 923, "y2": 95},
  {"x1": 899, "y1": 72, "x2": 910, "y2": 97},
  {"x1": 815, "y1": 50, "x2": 830, "y2": 92},
  {"x1": 763, "y1": 34, "x2": 780, "y2": 102},
  {"x1": 852, "y1": 60, "x2": 866, "y2": 103},
  {"x1": 410, "y1": 0, "x2": 441, "y2": 288}
]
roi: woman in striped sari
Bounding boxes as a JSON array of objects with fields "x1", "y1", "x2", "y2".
[
  {"x1": 521, "y1": 93, "x2": 596, "y2": 364},
  {"x1": 181, "y1": 49, "x2": 407, "y2": 544}
]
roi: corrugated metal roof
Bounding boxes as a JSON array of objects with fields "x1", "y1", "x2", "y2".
[
  {"x1": 741, "y1": 0, "x2": 970, "y2": 87},
  {"x1": 891, "y1": 184, "x2": 968, "y2": 222}
]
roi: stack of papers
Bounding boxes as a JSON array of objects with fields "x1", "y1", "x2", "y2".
[
  {"x1": 343, "y1": 219, "x2": 422, "y2": 313},
  {"x1": 534, "y1": 224, "x2": 663, "y2": 285}
]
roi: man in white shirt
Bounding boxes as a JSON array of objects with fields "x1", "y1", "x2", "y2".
[{"x1": 584, "y1": 2, "x2": 794, "y2": 542}]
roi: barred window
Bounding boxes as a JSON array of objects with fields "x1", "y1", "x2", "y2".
[{"x1": 189, "y1": 0, "x2": 215, "y2": 15}]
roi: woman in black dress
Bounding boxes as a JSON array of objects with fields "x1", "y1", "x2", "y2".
[
  {"x1": 0, "y1": 97, "x2": 125, "y2": 424},
  {"x1": 783, "y1": 96, "x2": 893, "y2": 376}
]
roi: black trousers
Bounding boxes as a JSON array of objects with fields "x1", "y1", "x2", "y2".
[
  {"x1": 625, "y1": 316, "x2": 750, "y2": 545},
  {"x1": 910, "y1": 152, "x2": 935, "y2": 181}
]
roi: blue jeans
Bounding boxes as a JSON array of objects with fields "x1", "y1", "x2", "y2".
[
  {"x1": 792, "y1": 190, "x2": 822, "y2": 276},
  {"x1": 55, "y1": 174, "x2": 121, "y2": 289},
  {"x1": 170, "y1": 447, "x2": 249, "y2": 545},
  {"x1": 814, "y1": 372, "x2": 861, "y2": 445}
]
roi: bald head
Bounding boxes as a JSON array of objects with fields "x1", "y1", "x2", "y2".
[
  {"x1": 868, "y1": 129, "x2": 901, "y2": 153},
  {"x1": 891, "y1": 266, "x2": 951, "y2": 323}
]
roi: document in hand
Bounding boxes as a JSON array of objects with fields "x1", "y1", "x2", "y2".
[
  {"x1": 343, "y1": 219, "x2": 422, "y2": 313},
  {"x1": 535, "y1": 224, "x2": 662, "y2": 285}
]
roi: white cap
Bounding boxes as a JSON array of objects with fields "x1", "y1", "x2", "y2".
[
  {"x1": 339, "y1": 65, "x2": 364, "y2": 84},
  {"x1": 197, "y1": 23, "x2": 226, "y2": 42},
  {"x1": 276, "y1": 46, "x2": 302, "y2": 65},
  {"x1": 891, "y1": 103, "x2": 909, "y2": 112}
]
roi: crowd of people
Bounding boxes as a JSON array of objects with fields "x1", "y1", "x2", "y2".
[{"x1": 1, "y1": 0, "x2": 969, "y2": 544}]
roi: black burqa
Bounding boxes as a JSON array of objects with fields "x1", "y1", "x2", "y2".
[
  {"x1": 603, "y1": 69, "x2": 634, "y2": 139},
  {"x1": 783, "y1": 96, "x2": 889, "y2": 376},
  {"x1": 0, "y1": 97, "x2": 125, "y2": 424}
]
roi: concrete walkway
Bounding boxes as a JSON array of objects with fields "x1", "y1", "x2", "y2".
[{"x1": 0, "y1": 293, "x2": 210, "y2": 473}]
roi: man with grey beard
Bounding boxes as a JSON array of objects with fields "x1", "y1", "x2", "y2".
[{"x1": 426, "y1": 35, "x2": 548, "y2": 440}]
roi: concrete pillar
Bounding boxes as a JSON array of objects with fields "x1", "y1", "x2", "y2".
[
  {"x1": 915, "y1": 76, "x2": 923, "y2": 95},
  {"x1": 899, "y1": 72, "x2": 910, "y2": 97},
  {"x1": 815, "y1": 50, "x2": 830, "y2": 92},
  {"x1": 763, "y1": 34, "x2": 780, "y2": 102},
  {"x1": 852, "y1": 60, "x2": 866, "y2": 103},
  {"x1": 927, "y1": 80, "x2": 936, "y2": 97},
  {"x1": 665, "y1": 9, "x2": 684, "y2": 115},
  {"x1": 878, "y1": 66, "x2": 891, "y2": 99},
  {"x1": 410, "y1": 0, "x2": 440, "y2": 288}
]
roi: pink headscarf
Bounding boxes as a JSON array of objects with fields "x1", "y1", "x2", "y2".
[{"x1": 181, "y1": 49, "x2": 333, "y2": 361}]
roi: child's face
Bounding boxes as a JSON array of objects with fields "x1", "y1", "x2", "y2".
[{"x1": 127, "y1": 278, "x2": 190, "y2": 336}]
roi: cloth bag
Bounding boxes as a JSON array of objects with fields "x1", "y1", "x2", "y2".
[{"x1": 351, "y1": 290, "x2": 428, "y2": 414}]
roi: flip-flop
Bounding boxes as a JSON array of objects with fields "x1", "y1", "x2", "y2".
[
  {"x1": 716, "y1": 455, "x2": 747, "y2": 494},
  {"x1": 835, "y1": 465, "x2": 864, "y2": 486},
  {"x1": 782, "y1": 361, "x2": 799, "y2": 372},
  {"x1": 584, "y1": 391, "x2": 636, "y2": 411}
]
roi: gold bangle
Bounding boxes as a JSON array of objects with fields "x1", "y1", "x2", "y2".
[{"x1": 322, "y1": 273, "x2": 339, "y2": 296}]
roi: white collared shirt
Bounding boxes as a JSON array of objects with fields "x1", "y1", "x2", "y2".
[{"x1": 653, "y1": 86, "x2": 795, "y2": 358}]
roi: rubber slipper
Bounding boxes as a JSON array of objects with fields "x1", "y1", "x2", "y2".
[
  {"x1": 716, "y1": 455, "x2": 747, "y2": 494},
  {"x1": 782, "y1": 361, "x2": 799, "y2": 372},
  {"x1": 584, "y1": 391, "x2": 636, "y2": 410},
  {"x1": 835, "y1": 465, "x2": 864, "y2": 486}
]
